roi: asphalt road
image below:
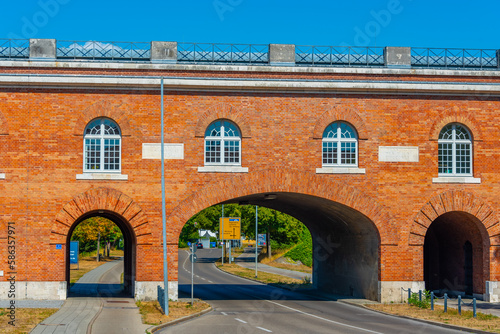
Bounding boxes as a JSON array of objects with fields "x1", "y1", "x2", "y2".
[{"x1": 159, "y1": 249, "x2": 469, "y2": 334}]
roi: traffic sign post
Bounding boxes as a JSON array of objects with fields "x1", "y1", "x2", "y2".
[
  {"x1": 190, "y1": 243, "x2": 197, "y2": 306},
  {"x1": 70, "y1": 241, "x2": 79, "y2": 270}
]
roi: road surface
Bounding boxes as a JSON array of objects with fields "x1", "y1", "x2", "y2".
[{"x1": 159, "y1": 249, "x2": 468, "y2": 334}]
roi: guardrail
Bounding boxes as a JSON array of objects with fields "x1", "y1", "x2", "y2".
[
  {"x1": 296, "y1": 46, "x2": 385, "y2": 67},
  {"x1": 0, "y1": 39, "x2": 499, "y2": 70},
  {"x1": 56, "y1": 40, "x2": 150, "y2": 61},
  {"x1": 0, "y1": 39, "x2": 29, "y2": 59},
  {"x1": 177, "y1": 43, "x2": 268, "y2": 64},
  {"x1": 411, "y1": 48, "x2": 498, "y2": 69}
]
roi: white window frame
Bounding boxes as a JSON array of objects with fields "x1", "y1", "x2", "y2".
[
  {"x1": 322, "y1": 122, "x2": 358, "y2": 167},
  {"x1": 204, "y1": 120, "x2": 241, "y2": 166},
  {"x1": 438, "y1": 123, "x2": 472, "y2": 177},
  {"x1": 83, "y1": 118, "x2": 122, "y2": 173}
]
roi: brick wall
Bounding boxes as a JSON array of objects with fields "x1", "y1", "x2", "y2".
[{"x1": 0, "y1": 63, "x2": 499, "y2": 296}]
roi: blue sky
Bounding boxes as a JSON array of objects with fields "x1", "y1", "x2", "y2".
[{"x1": 0, "y1": 0, "x2": 498, "y2": 49}]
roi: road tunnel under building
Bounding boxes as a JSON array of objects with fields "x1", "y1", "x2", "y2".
[
  {"x1": 424, "y1": 211, "x2": 489, "y2": 297},
  {"x1": 223, "y1": 192, "x2": 380, "y2": 301}
]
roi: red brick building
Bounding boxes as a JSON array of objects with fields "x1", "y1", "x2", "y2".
[{"x1": 0, "y1": 40, "x2": 499, "y2": 302}]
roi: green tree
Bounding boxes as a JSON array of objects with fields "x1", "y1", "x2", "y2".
[{"x1": 71, "y1": 217, "x2": 122, "y2": 254}]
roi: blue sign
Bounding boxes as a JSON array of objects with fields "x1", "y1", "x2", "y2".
[
  {"x1": 70, "y1": 241, "x2": 79, "y2": 264},
  {"x1": 210, "y1": 242, "x2": 216, "y2": 248},
  {"x1": 187, "y1": 241, "x2": 191, "y2": 246},
  {"x1": 56, "y1": 244, "x2": 62, "y2": 250}
]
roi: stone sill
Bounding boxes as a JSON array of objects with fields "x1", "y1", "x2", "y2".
[
  {"x1": 0, "y1": 173, "x2": 4, "y2": 179},
  {"x1": 76, "y1": 173, "x2": 128, "y2": 180},
  {"x1": 432, "y1": 176, "x2": 481, "y2": 184},
  {"x1": 198, "y1": 166, "x2": 249, "y2": 173},
  {"x1": 316, "y1": 167, "x2": 366, "y2": 174}
]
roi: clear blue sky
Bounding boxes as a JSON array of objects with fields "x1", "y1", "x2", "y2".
[{"x1": 0, "y1": 0, "x2": 498, "y2": 49}]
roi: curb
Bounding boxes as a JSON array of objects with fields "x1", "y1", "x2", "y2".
[
  {"x1": 216, "y1": 264, "x2": 495, "y2": 334},
  {"x1": 340, "y1": 301, "x2": 496, "y2": 334},
  {"x1": 148, "y1": 306, "x2": 213, "y2": 333}
]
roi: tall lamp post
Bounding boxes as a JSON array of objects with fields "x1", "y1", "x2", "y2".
[{"x1": 160, "y1": 77, "x2": 169, "y2": 315}]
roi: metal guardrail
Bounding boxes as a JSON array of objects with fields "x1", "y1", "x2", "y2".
[
  {"x1": 0, "y1": 39, "x2": 29, "y2": 59},
  {"x1": 177, "y1": 43, "x2": 268, "y2": 64},
  {"x1": 56, "y1": 40, "x2": 150, "y2": 60},
  {"x1": 411, "y1": 48, "x2": 498, "y2": 69},
  {"x1": 0, "y1": 39, "x2": 499, "y2": 70},
  {"x1": 295, "y1": 46, "x2": 385, "y2": 66}
]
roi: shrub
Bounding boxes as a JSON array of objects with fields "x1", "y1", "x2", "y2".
[{"x1": 408, "y1": 290, "x2": 431, "y2": 309}]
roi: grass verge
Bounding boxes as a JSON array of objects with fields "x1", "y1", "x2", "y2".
[
  {"x1": 216, "y1": 262, "x2": 312, "y2": 290},
  {"x1": 136, "y1": 300, "x2": 210, "y2": 326},
  {"x1": 366, "y1": 303, "x2": 500, "y2": 333},
  {"x1": 0, "y1": 308, "x2": 58, "y2": 334}
]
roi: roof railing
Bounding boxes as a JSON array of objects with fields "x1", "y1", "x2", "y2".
[
  {"x1": 0, "y1": 39, "x2": 30, "y2": 59},
  {"x1": 296, "y1": 45, "x2": 385, "y2": 67},
  {"x1": 0, "y1": 39, "x2": 498, "y2": 71}
]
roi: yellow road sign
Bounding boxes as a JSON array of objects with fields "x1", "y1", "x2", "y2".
[{"x1": 219, "y1": 217, "x2": 241, "y2": 240}]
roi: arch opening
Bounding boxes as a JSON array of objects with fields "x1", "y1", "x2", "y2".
[
  {"x1": 65, "y1": 210, "x2": 137, "y2": 297},
  {"x1": 178, "y1": 192, "x2": 381, "y2": 301},
  {"x1": 424, "y1": 211, "x2": 489, "y2": 298}
]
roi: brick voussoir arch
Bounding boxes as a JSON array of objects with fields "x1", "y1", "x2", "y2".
[
  {"x1": 312, "y1": 106, "x2": 368, "y2": 140},
  {"x1": 72, "y1": 99, "x2": 134, "y2": 136},
  {"x1": 194, "y1": 102, "x2": 251, "y2": 138},
  {"x1": 0, "y1": 111, "x2": 9, "y2": 135},
  {"x1": 429, "y1": 108, "x2": 482, "y2": 141},
  {"x1": 167, "y1": 168, "x2": 398, "y2": 245},
  {"x1": 50, "y1": 187, "x2": 153, "y2": 245},
  {"x1": 409, "y1": 190, "x2": 499, "y2": 246}
]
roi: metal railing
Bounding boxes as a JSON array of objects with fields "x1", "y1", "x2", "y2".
[
  {"x1": 56, "y1": 40, "x2": 150, "y2": 61},
  {"x1": 411, "y1": 48, "x2": 498, "y2": 69},
  {"x1": 177, "y1": 43, "x2": 268, "y2": 64},
  {"x1": 295, "y1": 46, "x2": 385, "y2": 67},
  {"x1": 0, "y1": 39, "x2": 29, "y2": 59}
]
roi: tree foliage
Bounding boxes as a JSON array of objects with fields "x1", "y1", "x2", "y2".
[
  {"x1": 179, "y1": 204, "x2": 308, "y2": 249},
  {"x1": 71, "y1": 217, "x2": 123, "y2": 253}
]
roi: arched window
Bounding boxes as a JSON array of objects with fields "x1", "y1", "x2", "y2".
[
  {"x1": 438, "y1": 123, "x2": 472, "y2": 175},
  {"x1": 322, "y1": 122, "x2": 358, "y2": 166},
  {"x1": 205, "y1": 120, "x2": 241, "y2": 165},
  {"x1": 84, "y1": 118, "x2": 121, "y2": 172}
]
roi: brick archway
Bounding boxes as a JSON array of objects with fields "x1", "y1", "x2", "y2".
[
  {"x1": 409, "y1": 190, "x2": 499, "y2": 247},
  {"x1": 72, "y1": 99, "x2": 135, "y2": 136},
  {"x1": 167, "y1": 168, "x2": 398, "y2": 246},
  {"x1": 428, "y1": 106, "x2": 483, "y2": 141},
  {"x1": 50, "y1": 187, "x2": 152, "y2": 245},
  {"x1": 312, "y1": 105, "x2": 368, "y2": 140},
  {"x1": 194, "y1": 102, "x2": 252, "y2": 138},
  {"x1": 0, "y1": 111, "x2": 8, "y2": 135}
]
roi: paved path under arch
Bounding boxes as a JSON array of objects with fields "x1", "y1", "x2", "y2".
[{"x1": 31, "y1": 259, "x2": 149, "y2": 334}]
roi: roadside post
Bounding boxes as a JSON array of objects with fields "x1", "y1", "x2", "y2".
[
  {"x1": 255, "y1": 206, "x2": 258, "y2": 278},
  {"x1": 190, "y1": 242, "x2": 197, "y2": 306},
  {"x1": 221, "y1": 205, "x2": 224, "y2": 265}
]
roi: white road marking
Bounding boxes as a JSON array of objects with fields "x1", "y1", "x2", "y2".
[
  {"x1": 257, "y1": 327, "x2": 272, "y2": 332},
  {"x1": 208, "y1": 280, "x2": 213, "y2": 283},
  {"x1": 235, "y1": 318, "x2": 247, "y2": 324},
  {"x1": 265, "y1": 300, "x2": 384, "y2": 334},
  {"x1": 201, "y1": 277, "x2": 206, "y2": 280},
  {"x1": 221, "y1": 312, "x2": 227, "y2": 316}
]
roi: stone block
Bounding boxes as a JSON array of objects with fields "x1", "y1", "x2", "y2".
[
  {"x1": 384, "y1": 47, "x2": 411, "y2": 68},
  {"x1": 150, "y1": 41, "x2": 177, "y2": 63},
  {"x1": 269, "y1": 44, "x2": 295, "y2": 66},
  {"x1": 29, "y1": 39, "x2": 56, "y2": 59}
]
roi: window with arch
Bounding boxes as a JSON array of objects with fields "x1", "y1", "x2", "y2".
[
  {"x1": 438, "y1": 123, "x2": 472, "y2": 176},
  {"x1": 322, "y1": 122, "x2": 358, "y2": 166},
  {"x1": 204, "y1": 120, "x2": 241, "y2": 165},
  {"x1": 84, "y1": 118, "x2": 121, "y2": 172}
]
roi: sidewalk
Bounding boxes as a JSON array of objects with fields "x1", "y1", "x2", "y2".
[
  {"x1": 31, "y1": 259, "x2": 150, "y2": 334},
  {"x1": 235, "y1": 247, "x2": 312, "y2": 281}
]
